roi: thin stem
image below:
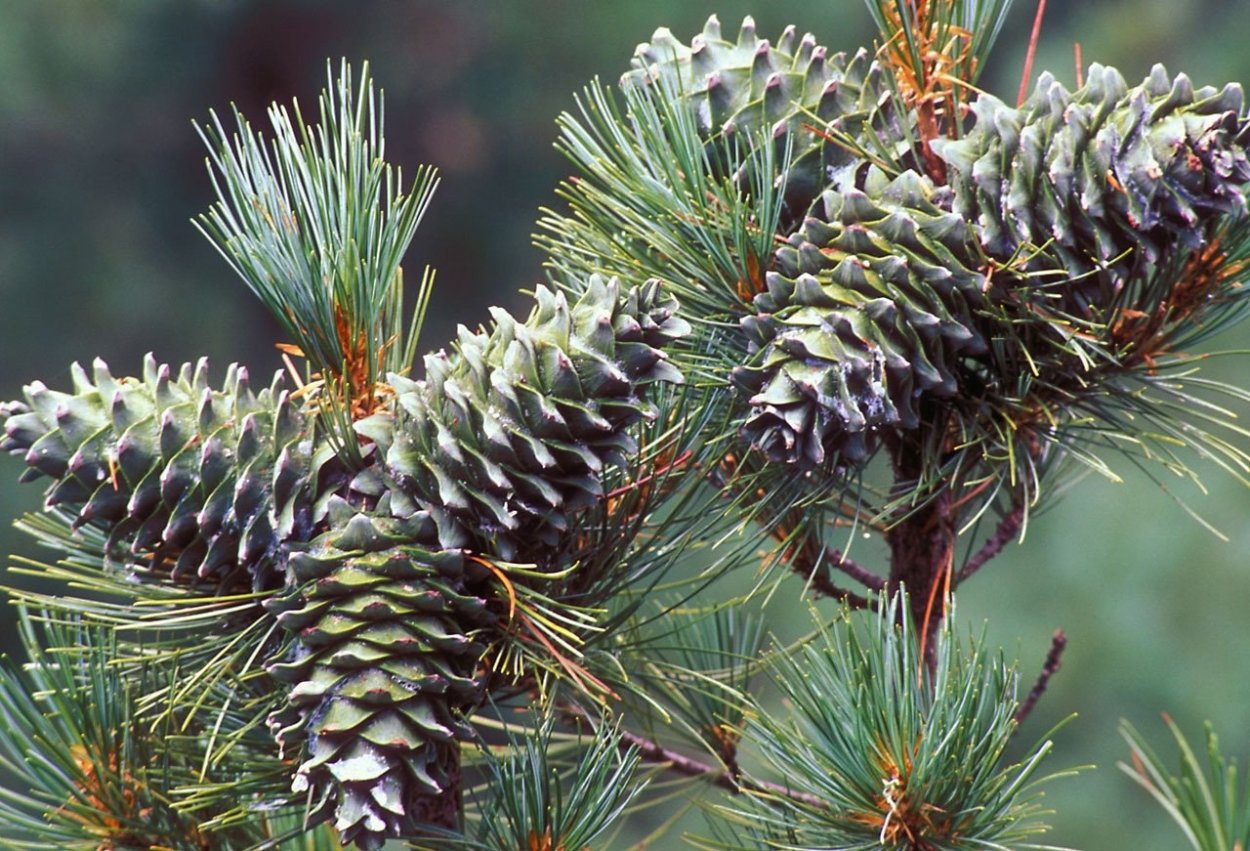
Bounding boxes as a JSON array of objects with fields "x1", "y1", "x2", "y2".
[
  {"x1": 561, "y1": 701, "x2": 827, "y2": 808},
  {"x1": 614, "y1": 726, "x2": 828, "y2": 809},
  {"x1": 789, "y1": 552, "x2": 873, "y2": 608},
  {"x1": 956, "y1": 502, "x2": 1025, "y2": 584},
  {"x1": 827, "y1": 548, "x2": 887, "y2": 591},
  {"x1": 1014, "y1": 630, "x2": 1067, "y2": 725},
  {"x1": 745, "y1": 477, "x2": 877, "y2": 605}
]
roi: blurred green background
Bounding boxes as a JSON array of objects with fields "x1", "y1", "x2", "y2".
[{"x1": 3, "y1": 2, "x2": 1250, "y2": 848}]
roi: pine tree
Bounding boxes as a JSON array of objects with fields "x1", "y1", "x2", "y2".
[{"x1": 2, "y1": 3, "x2": 1250, "y2": 849}]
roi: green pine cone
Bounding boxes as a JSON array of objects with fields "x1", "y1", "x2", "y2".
[
  {"x1": 1, "y1": 356, "x2": 328, "y2": 592},
  {"x1": 266, "y1": 275, "x2": 687, "y2": 847},
  {"x1": 624, "y1": 14, "x2": 909, "y2": 222},
  {"x1": 732, "y1": 170, "x2": 988, "y2": 466},
  {"x1": 267, "y1": 503, "x2": 493, "y2": 849},
  {"x1": 366, "y1": 275, "x2": 689, "y2": 562},
  {"x1": 932, "y1": 64, "x2": 1250, "y2": 314}
]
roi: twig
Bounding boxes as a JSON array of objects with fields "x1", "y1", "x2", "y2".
[
  {"x1": 956, "y1": 503, "x2": 1024, "y2": 584},
  {"x1": 1016, "y1": 0, "x2": 1049, "y2": 106},
  {"x1": 1014, "y1": 630, "x2": 1067, "y2": 725},
  {"x1": 770, "y1": 520, "x2": 874, "y2": 607},
  {"x1": 561, "y1": 701, "x2": 827, "y2": 807},
  {"x1": 827, "y1": 547, "x2": 886, "y2": 591},
  {"x1": 789, "y1": 555, "x2": 872, "y2": 609},
  {"x1": 614, "y1": 726, "x2": 828, "y2": 808}
]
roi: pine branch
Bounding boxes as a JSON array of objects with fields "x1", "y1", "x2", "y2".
[
  {"x1": 788, "y1": 553, "x2": 874, "y2": 608},
  {"x1": 196, "y1": 60, "x2": 438, "y2": 463},
  {"x1": 475, "y1": 716, "x2": 646, "y2": 851},
  {"x1": 6, "y1": 9, "x2": 1250, "y2": 849},
  {"x1": 725, "y1": 592, "x2": 1067, "y2": 849},
  {"x1": 1014, "y1": 629, "x2": 1068, "y2": 725},
  {"x1": 620, "y1": 606, "x2": 764, "y2": 774},
  {"x1": 1120, "y1": 717, "x2": 1250, "y2": 850},
  {"x1": 563, "y1": 697, "x2": 829, "y2": 810},
  {"x1": 0, "y1": 611, "x2": 292, "y2": 849},
  {"x1": 956, "y1": 502, "x2": 1025, "y2": 584},
  {"x1": 827, "y1": 547, "x2": 887, "y2": 591},
  {"x1": 540, "y1": 74, "x2": 784, "y2": 319},
  {"x1": 861, "y1": 0, "x2": 1014, "y2": 182},
  {"x1": 613, "y1": 725, "x2": 829, "y2": 809}
]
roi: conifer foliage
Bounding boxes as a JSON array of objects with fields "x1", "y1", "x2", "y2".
[{"x1": 3, "y1": 2, "x2": 1250, "y2": 849}]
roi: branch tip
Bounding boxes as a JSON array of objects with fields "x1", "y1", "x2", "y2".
[{"x1": 1015, "y1": 629, "x2": 1067, "y2": 725}]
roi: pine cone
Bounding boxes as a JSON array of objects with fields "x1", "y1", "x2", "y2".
[
  {"x1": 267, "y1": 275, "x2": 689, "y2": 848},
  {"x1": 267, "y1": 504, "x2": 492, "y2": 849},
  {"x1": 732, "y1": 171, "x2": 988, "y2": 466},
  {"x1": 932, "y1": 64, "x2": 1250, "y2": 315},
  {"x1": 1, "y1": 356, "x2": 328, "y2": 592},
  {"x1": 367, "y1": 275, "x2": 689, "y2": 562},
  {"x1": 624, "y1": 14, "x2": 909, "y2": 222}
]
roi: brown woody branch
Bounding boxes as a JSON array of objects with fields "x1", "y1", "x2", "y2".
[
  {"x1": 561, "y1": 702, "x2": 826, "y2": 809},
  {"x1": 1014, "y1": 629, "x2": 1067, "y2": 725},
  {"x1": 714, "y1": 449, "x2": 882, "y2": 605},
  {"x1": 956, "y1": 503, "x2": 1025, "y2": 584},
  {"x1": 827, "y1": 547, "x2": 886, "y2": 591},
  {"x1": 789, "y1": 554, "x2": 872, "y2": 609},
  {"x1": 771, "y1": 522, "x2": 874, "y2": 608},
  {"x1": 615, "y1": 726, "x2": 828, "y2": 809}
]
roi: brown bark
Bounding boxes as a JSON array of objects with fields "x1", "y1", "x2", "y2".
[{"x1": 886, "y1": 443, "x2": 957, "y2": 658}]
